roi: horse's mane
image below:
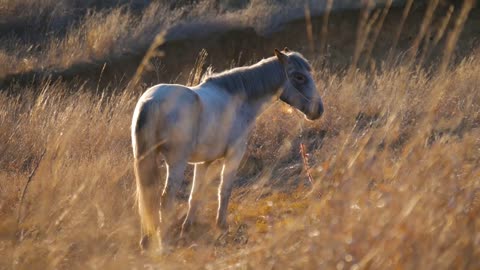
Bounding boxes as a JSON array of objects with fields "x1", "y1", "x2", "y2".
[{"x1": 202, "y1": 52, "x2": 311, "y2": 100}]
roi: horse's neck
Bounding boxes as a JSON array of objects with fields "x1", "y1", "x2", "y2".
[
  {"x1": 246, "y1": 95, "x2": 279, "y2": 125},
  {"x1": 245, "y1": 57, "x2": 286, "y2": 99},
  {"x1": 200, "y1": 57, "x2": 286, "y2": 119},
  {"x1": 243, "y1": 59, "x2": 285, "y2": 116},
  {"x1": 204, "y1": 57, "x2": 286, "y2": 101}
]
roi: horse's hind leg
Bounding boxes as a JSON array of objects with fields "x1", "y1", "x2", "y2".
[
  {"x1": 181, "y1": 161, "x2": 212, "y2": 236},
  {"x1": 159, "y1": 155, "x2": 188, "y2": 245},
  {"x1": 134, "y1": 152, "x2": 161, "y2": 250}
]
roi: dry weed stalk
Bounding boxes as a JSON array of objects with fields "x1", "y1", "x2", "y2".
[
  {"x1": 319, "y1": 0, "x2": 333, "y2": 56},
  {"x1": 439, "y1": 0, "x2": 475, "y2": 74},
  {"x1": 363, "y1": 0, "x2": 393, "y2": 65},
  {"x1": 17, "y1": 148, "x2": 47, "y2": 225},
  {"x1": 388, "y1": 0, "x2": 414, "y2": 61},
  {"x1": 300, "y1": 142, "x2": 314, "y2": 187},
  {"x1": 187, "y1": 49, "x2": 209, "y2": 87},
  {"x1": 418, "y1": 4, "x2": 455, "y2": 65},
  {"x1": 350, "y1": 0, "x2": 375, "y2": 74},
  {"x1": 304, "y1": 4, "x2": 314, "y2": 53},
  {"x1": 408, "y1": 0, "x2": 440, "y2": 60},
  {"x1": 128, "y1": 32, "x2": 165, "y2": 92}
]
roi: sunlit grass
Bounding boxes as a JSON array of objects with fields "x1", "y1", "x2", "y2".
[
  {"x1": 1, "y1": 1, "x2": 479, "y2": 269},
  {"x1": 1, "y1": 49, "x2": 479, "y2": 268}
]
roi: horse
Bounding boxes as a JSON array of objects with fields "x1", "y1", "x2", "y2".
[{"x1": 131, "y1": 48, "x2": 324, "y2": 251}]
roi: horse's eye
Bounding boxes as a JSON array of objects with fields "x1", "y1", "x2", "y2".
[{"x1": 292, "y1": 73, "x2": 306, "y2": 83}]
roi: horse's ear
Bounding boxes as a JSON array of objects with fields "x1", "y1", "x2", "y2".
[
  {"x1": 274, "y1": 48, "x2": 288, "y2": 65},
  {"x1": 283, "y1": 47, "x2": 290, "y2": 52}
]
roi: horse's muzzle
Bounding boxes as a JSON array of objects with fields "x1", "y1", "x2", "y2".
[{"x1": 305, "y1": 102, "x2": 324, "y2": 120}]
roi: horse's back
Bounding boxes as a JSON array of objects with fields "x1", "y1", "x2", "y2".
[
  {"x1": 138, "y1": 84, "x2": 198, "y2": 105},
  {"x1": 132, "y1": 84, "x2": 201, "y2": 158}
]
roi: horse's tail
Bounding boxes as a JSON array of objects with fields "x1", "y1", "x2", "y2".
[
  {"x1": 131, "y1": 101, "x2": 163, "y2": 248},
  {"x1": 133, "y1": 151, "x2": 160, "y2": 243}
]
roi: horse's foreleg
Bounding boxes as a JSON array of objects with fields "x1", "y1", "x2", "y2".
[
  {"x1": 181, "y1": 162, "x2": 212, "y2": 236},
  {"x1": 216, "y1": 151, "x2": 244, "y2": 230}
]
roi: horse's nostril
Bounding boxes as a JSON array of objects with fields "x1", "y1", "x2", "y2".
[
  {"x1": 305, "y1": 102, "x2": 324, "y2": 120},
  {"x1": 318, "y1": 105, "x2": 324, "y2": 116},
  {"x1": 314, "y1": 102, "x2": 324, "y2": 117}
]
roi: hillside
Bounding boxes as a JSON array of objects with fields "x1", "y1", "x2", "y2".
[{"x1": 1, "y1": 1, "x2": 479, "y2": 269}]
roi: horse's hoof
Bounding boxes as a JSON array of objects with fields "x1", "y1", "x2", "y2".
[
  {"x1": 180, "y1": 228, "x2": 188, "y2": 239},
  {"x1": 216, "y1": 221, "x2": 229, "y2": 231},
  {"x1": 139, "y1": 235, "x2": 150, "y2": 250},
  {"x1": 177, "y1": 236, "x2": 188, "y2": 247},
  {"x1": 159, "y1": 245, "x2": 174, "y2": 255},
  {"x1": 180, "y1": 219, "x2": 193, "y2": 237}
]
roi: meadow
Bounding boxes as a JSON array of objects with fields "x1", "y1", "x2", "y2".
[{"x1": 0, "y1": 1, "x2": 479, "y2": 269}]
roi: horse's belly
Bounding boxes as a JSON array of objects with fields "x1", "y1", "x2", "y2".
[
  {"x1": 189, "y1": 142, "x2": 226, "y2": 163},
  {"x1": 189, "y1": 122, "x2": 232, "y2": 161},
  {"x1": 188, "y1": 120, "x2": 251, "y2": 163},
  {"x1": 188, "y1": 121, "x2": 235, "y2": 162}
]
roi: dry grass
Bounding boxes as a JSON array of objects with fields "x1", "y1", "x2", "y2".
[
  {"x1": 0, "y1": 2, "x2": 182, "y2": 75},
  {"x1": 2, "y1": 1, "x2": 446, "y2": 78},
  {"x1": 1, "y1": 52, "x2": 479, "y2": 269},
  {"x1": 1, "y1": 1, "x2": 480, "y2": 269},
  {"x1": 0, "y1": 0, "x2": 293, "y2": 76}
]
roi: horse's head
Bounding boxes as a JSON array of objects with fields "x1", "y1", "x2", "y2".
[{"x1": 275, "y1": 48, "x2": 324, "y2": 120}]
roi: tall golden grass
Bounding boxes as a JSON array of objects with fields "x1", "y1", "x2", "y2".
[{"x1": 1, "y1": 1, "x2": 479, "y2": 269}]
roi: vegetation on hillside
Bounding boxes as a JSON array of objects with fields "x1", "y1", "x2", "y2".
[{"x1": 0, "y1": 0, "x2": 479, "y2": 269}]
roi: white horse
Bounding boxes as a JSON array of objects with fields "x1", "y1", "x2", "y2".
[{"x1": 131, "y1": 48, "x2": 323, "y2": 250}]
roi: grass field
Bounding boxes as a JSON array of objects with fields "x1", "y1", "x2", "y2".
[{"x1": 1, "y1": 1, "x2": 479, "y2": 269}]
